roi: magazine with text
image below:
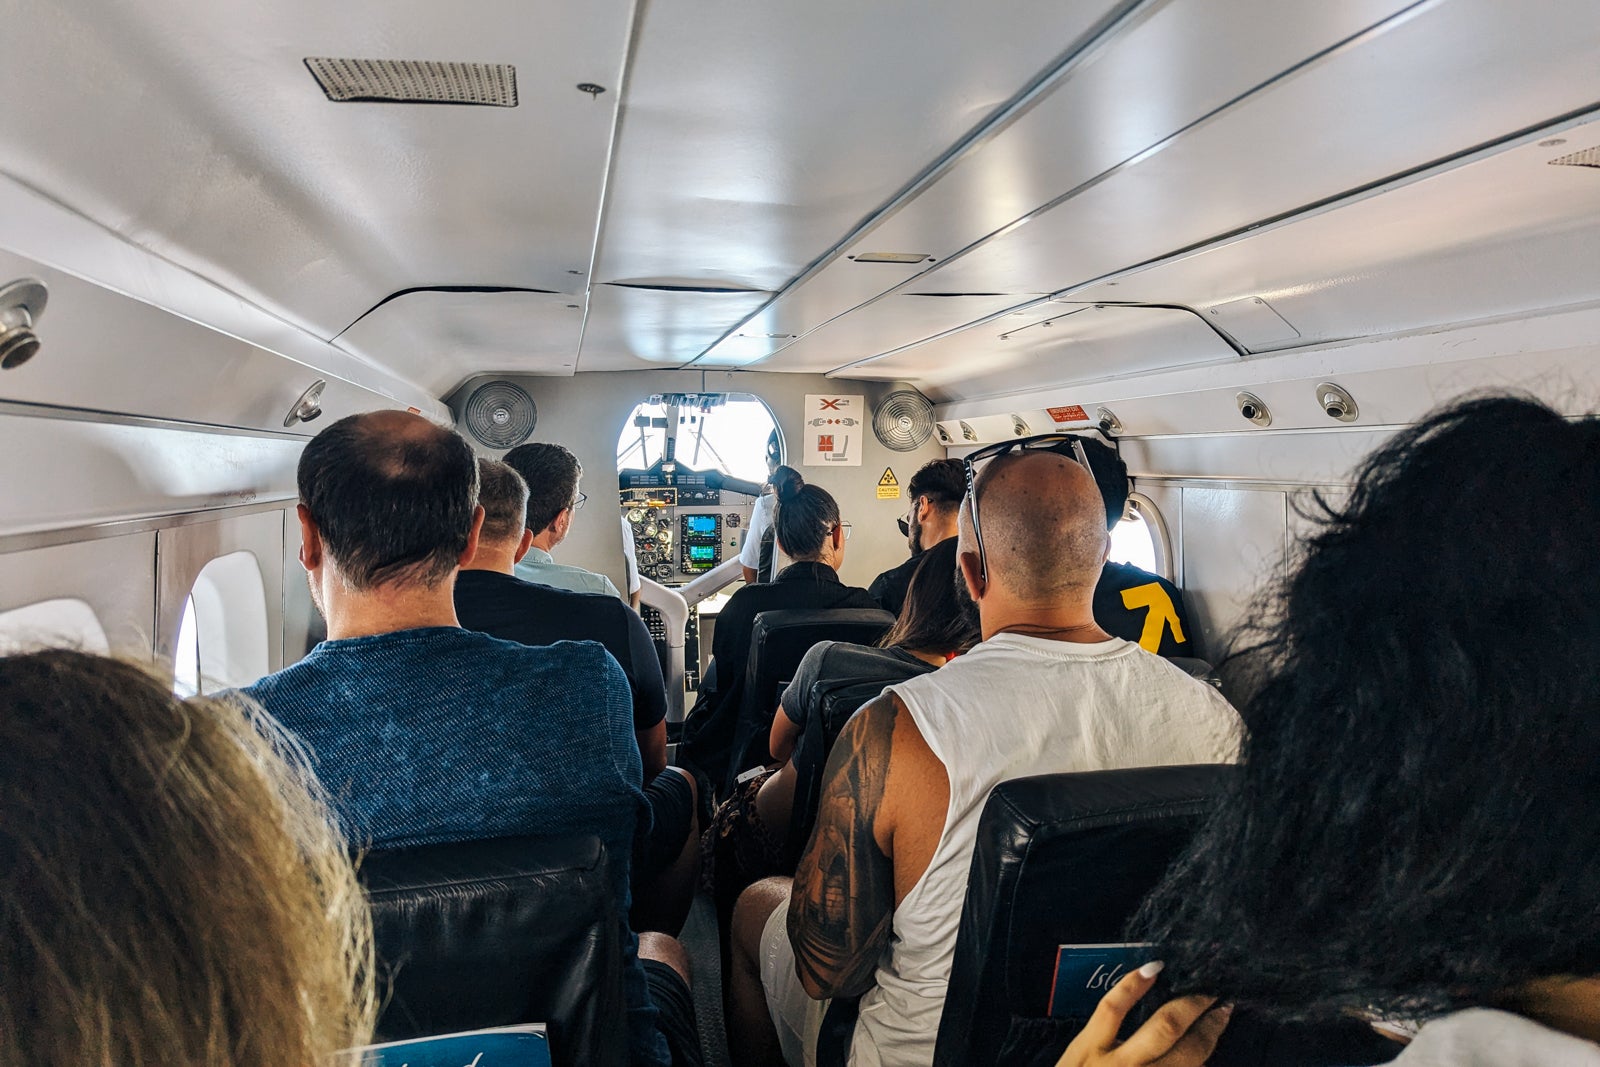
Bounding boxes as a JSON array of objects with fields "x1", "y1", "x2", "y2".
[{"x1": 343, "y1": 1023, "x2": 551, "y2": 1067}]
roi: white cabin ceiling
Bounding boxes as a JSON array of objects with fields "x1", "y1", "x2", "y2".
[{"x1": 0, "y1": 0, "x2": 1596, "y2": 406}]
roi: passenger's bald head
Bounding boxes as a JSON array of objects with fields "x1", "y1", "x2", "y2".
[{"x1": 959, "y1": 451, "x2": 1109, "y2": 603}]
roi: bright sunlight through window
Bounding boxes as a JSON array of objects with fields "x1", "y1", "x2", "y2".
[
  {"x1": 1107, "y1": 505, "x2": 1160, "y2": 575},
  {"x1": 617, "y1": 394, "x2": 779, "y2": 484}
]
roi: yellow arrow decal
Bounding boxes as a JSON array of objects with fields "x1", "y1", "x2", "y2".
[{"x1": 1121, "y1": 582, "x2": 1185, "y2": 652}]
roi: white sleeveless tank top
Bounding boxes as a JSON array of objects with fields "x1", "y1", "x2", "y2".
[{"x1": 846, "y1": 633, "x2": 1239, "y2": 1067}]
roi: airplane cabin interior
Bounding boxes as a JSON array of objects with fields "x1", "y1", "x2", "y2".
[{"x1": 1, "y1": 0, "x2": 1598, "y2": 1064}]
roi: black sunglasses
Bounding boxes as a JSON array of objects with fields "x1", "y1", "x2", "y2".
[{"x1": 962, "y1": 434, "x2": 1093, "y2": 582}]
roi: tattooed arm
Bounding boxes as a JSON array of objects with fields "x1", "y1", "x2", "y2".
[{"x1": 787, "y1": 692, "x2": 900, "y2": 1000}]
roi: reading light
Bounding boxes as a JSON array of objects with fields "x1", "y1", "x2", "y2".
[
  {"x1": 0, "y1": 278, "x2": 48, "y2": 370},
  {"x1": 1316, "y1": 382, "x2": 1360, "y2": 422},
  {"x1": 1236, "y1": 392, "x2": 1272, "y2": 427},
  {"x1": 284, "y1": 380, "x2": 327, "y2": 427}
]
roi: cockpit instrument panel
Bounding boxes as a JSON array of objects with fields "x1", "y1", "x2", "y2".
[{"x1": 619, "y1": 463, "x2": 757, "y2": 585}]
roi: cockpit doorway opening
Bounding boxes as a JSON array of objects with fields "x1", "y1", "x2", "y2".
[
  {"x1": 617, "y1": 393, "x2": 779, "y2": 694},
  {"x1": 616, "y1": 393, "x2": 780, "y2": 589}
]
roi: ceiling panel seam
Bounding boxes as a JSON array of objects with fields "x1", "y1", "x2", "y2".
[
  {"x1": 825, "y1": 98, "x2": 1600, "y2": 377},
  {"x1": 333, "y1": 285, "x2": 564, "y2": 339},
  {"x1": 788, "y1": 0, "x2": 1445, "y2": 372},
  {"x1": 0, "y1": 168, "x2": 435, "y2": 406},
  {"x1": 675, "y1": 0, "x2": 1165, "y2": 369},
  {"x1": 574, "y1": 0, "x2": 651, "y2": 375}
]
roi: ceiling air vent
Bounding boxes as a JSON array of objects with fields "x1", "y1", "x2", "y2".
[
  {"x1": 304, "y1": 58, "x2": 518, "y2": 107},
  {"x1": 1548, "y1": 144, "x2": 1600, "y2": 169},
  {"x1": 849, "y1": 252, "x2": 931, "y2": 264}
]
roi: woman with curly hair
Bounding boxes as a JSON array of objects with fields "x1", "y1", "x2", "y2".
[
  {"x1": 0, "y1": 649, "x2": 374, "y2": 1067},
  {"x1": 1055, "y1": 394, "x2": 1600, "y2": 1066}
]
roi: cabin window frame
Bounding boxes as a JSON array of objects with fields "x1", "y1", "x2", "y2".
[
  {"x1": 1116, "y1": 491, "x2": 1174, "y2": 582},
  {"x1": 171, "y1": 550, "x2": 271, "y2": 697}
]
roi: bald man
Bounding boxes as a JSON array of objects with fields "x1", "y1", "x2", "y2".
[
  {"x1": 241, "y1": 411, "x2": 700, "y2": 1067},
  {"x1": 727, "y1": 450, "x2": 1240, "y2": 1067}
]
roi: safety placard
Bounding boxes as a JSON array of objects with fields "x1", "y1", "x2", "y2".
[
  {"x1": 1047, "y1": 404, "x2": 1088, "y2": 424},
  {"x1": 803, "y1": 395, "x2": 865, "y2": 466},
  {"x1": 877, "y1": 467, "x2": 901, "y2": 500}
]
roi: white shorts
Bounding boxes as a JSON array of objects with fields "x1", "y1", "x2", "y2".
[{"x1": 760, "y1": 898, "x2": 832, "y2": 1067}]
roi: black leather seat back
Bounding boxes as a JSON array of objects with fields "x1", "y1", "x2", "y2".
[
  {"x1": 727, "y1": 608, "x2": 894, "y2": 791},
  {"x1": 361, "y1": 834, "x2": 627, "y2": 1067},
  {"x1": 933, "y1": 766, "x2": 1233, "y2": 1067}
]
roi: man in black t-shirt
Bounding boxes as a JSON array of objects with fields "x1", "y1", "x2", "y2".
[
  {"x1": 455, "y1": 459, "x2": 700, "y2": 937},
  {"x1": 867, "y1": 459, "x2": 965, "y2": 616},
  {"x1": 1056, "y1": 435, "x2": 1196, "y2": 660}
]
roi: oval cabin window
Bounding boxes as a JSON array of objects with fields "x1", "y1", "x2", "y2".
[
  {"x1": 172, "y1": 551, "x2": 270, "y2": 696},
  {"x1": 1107, "y1": 494, "x2": 1169, "y2": 579}
]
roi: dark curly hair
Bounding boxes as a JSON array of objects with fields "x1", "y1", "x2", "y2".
[{"x1": 1136, "y1": 394, "x2": 1600, "y2": 1022}]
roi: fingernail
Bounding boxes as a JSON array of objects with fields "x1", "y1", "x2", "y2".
[
  {"x1": 1216, "y1": 1004, "x2": 1234, "y2": 1019},
  {"x1": 1138, "y1": 960, "x2": 1165, "y2": 979}
]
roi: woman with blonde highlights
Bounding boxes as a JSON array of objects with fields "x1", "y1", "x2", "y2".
[{"x1": 0, "y1": 649, "x2": 374, "y2": 1066}]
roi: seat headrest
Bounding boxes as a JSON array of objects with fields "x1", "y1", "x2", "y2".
[
  {"x1": 748, "y1": 608, "x2": 896, "y2": 639},
  {"x1": 361, "y1": 833, "x2": 626, "y2": 1067}
]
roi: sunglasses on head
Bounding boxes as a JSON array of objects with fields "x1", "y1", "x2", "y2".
[{"x1": 962, "y1": 434, "x2": 1094, "y2": 582}]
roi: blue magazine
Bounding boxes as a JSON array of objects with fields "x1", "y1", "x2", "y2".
[
  {"x1": 345, "y1": 1024, "x2": 551, "y2": 1067},
  {"x1": 1047, "y1": 942, "x2": 1154, "y2": 1019}
]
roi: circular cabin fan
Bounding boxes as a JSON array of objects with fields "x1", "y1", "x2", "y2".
[
  {"x1": 464, "y1": 380, "x2": 538, "y2": 449},
  {"x1": 872, "y1": 390, "x2": 936, "y2": 452}
]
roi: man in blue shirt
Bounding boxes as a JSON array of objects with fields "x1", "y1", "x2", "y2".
[{"x1": 241, "y1": 410, "x2": 698, "y2": 1067}]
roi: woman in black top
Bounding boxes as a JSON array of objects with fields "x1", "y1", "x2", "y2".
[{"x1": 680, "y1": 480, "x2": 878, "y2": 789}]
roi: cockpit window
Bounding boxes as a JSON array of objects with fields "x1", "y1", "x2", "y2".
[{"x1": 616, "y1": 394, "x2": 779, "y2": 485}]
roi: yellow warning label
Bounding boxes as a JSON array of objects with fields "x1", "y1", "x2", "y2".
[{"x1": 877, "y1": 467, "x2": 901, "y2": 500}]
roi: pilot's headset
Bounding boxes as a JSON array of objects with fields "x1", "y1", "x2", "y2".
[{"x1": 764, "y1": 429, "x2": 782, "y2": 480}]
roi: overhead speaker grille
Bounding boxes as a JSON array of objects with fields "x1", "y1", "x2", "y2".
[
  {"x1": 871, "y1": 390, "x2": 936, "y2": 452},
  {"x1": 464, "y1": 381, "x2": 537, "y2": 449},
  {"x1": 1548, "y1": 144, "x2": 1600, "y2": 169},
  {"x1": 304, "y1": 58, "x2": 518, "y2": 107}
]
